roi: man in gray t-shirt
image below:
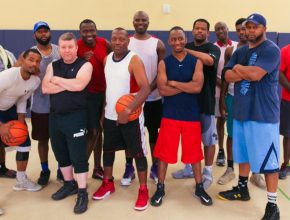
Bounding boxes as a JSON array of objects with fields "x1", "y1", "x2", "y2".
[
  {"x1": 30, "y1": 22, "x2": 60, "y2": 186},
  {"x1": 0, "y1": 45, "x2": 17, "y2": 180}
]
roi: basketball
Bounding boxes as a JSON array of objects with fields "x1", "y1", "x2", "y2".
[
  {"x1": 1, "y1": 120, "x2": 28, "y2": 146},
  {"x1": 115, "y1": 94, "x2": 142, "y2": 121}
]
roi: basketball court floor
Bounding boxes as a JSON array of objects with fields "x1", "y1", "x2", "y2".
[{"x1": 0, "y1": 119, "x2": 289, "y2": 219}]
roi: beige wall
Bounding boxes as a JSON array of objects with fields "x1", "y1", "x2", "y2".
[{"x1": 1, "y1": 0, "x2": 289, "y2": 32}]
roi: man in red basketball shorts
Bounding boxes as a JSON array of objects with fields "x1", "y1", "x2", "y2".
[{"x1": 150, "y1": 26, "x2": 212, "y2": 207}]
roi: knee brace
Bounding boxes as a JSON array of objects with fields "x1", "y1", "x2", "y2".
[
  {"x1": 135, "y1": 156, "x2": 147, "y2": 172},
  {"x1": 103, "y1": 151, "x2": 115, "y2": 167},
  {"x1": 16, "y1": 151, "x2": 29, "y2": 161}
]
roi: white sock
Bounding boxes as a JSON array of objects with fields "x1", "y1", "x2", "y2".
[
  {"x1": 16, "y1": 171, "x2": 26, "y2": 181},
  {"x1": 267, "y1": 192, "x2": 277, "y2": 204},
  {"x1": 204, "y1": 166, "x2": 212, "y2": 173}
]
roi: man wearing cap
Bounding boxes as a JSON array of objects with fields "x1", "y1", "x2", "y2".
[
  {"x1": 218, "y1": 13, "x2": 281, "y2": 220},
  {"x1": 31, "y1": 21, "x2": 60, "y2": 186}
]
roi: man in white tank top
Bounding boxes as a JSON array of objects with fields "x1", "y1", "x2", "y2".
[
  {"x1": 121, "y1": 11, "x2": 166, "y2": 185},
  {"x1": 214, "y1": 22, "x2": 238, "y2": 167},
  {"x1": 92, "y1": 28, "x2": 151, "y2": 211},
  {"x1": 218, "y1": 18, "x2": 266, "y2": 189}
]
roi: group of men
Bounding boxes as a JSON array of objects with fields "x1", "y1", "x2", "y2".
[{"x1": 0, "y1": 11, "x2": 288, "y2": 220}]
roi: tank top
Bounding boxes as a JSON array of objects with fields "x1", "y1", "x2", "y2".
[
  {"x1": 50, "y1": 58, "x2": 88, "y2": 114},
  {"x1": 163, "y1": 54, "x2": 200, "y2": 121},
  {"x1": 104, "y1": 51, "x2": 139, "y2": 120},
  {"x1": 31, "y1": 44, "x2": 60, "y2": 113},
  {"x1": 128, "y1": 36, "x2": 160, "y2": 101}
]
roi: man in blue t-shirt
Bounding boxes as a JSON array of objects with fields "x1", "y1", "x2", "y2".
[{"x1": 217, "y1": 14, "x2": 281, "y2": 220}]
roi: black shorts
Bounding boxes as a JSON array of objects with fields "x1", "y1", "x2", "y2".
[
  {"x1": 144, "y1": 99, "x2": 162, "y2": 130},
  {"x1": 31, "y1": 111, "x2": 49, "y2": 140},
  {"x1": 280, "y1": 100, "x2": 290, "y2": 137},
  {"x1": 103, "y1": 118, "x2": 146, "y2": 157},
  {"x1": 87, "y1": 92, "x2": 105, "y2": 130}
]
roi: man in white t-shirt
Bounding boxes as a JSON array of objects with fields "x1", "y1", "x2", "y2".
[{"x1": 0, "y1": 49, "x2": 42, "y2": 193}]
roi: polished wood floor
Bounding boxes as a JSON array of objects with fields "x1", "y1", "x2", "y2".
[{"x1": 1, "y1": 120, "x2": 289, "y2": 220}]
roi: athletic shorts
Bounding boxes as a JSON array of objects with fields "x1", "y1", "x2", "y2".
[
  {"x1": 225, "y1": 94, "x2": 233, "y2": 138},
  {"x1": 31, "y1": 111, "x2": 49, "y2": 140},
  {"x1": 144, "y1": 99, "x2": 162, "y2": 130},
  {"x1": 154, "y1": 118, "x2": 203, "y2": 164},
  {"x1": 0, "y1": 106, "x2": 31, "y2": 152},
  {"x1": 87, "y1": 92, "x2": 105, "y2": 130},
  {"x1": 215, "y1": 97, "x2": 221, "y2": 117},
  {"x1": 280, "y1": 100, "x2": 290, "y2": 137},
  {"x1": 103, "y1": 115, "x2": 147, "y2": 157},
  {"x1": 49, "y1": 110, "x2": 88, "y2": 173},
  {"x1": 200, "y1": 114, "x2": 218, "y2": 146},
  {"x1": 233, "y1": 120, "x2": 280, "y2": 173}
]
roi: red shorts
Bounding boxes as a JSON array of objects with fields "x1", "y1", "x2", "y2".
[{"x1": 154, "y1": 118, "x2": 203, "y2": 164}]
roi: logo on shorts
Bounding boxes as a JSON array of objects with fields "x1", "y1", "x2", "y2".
[{"x1": 73, "y1": 129, "x2": 86, "y2": 138}]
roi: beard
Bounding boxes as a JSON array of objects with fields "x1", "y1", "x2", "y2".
[
  {"x1": 248, "y1": 32, "x2": 264, "y2": 44},
  {"x1": 36, "y1": 36, "x2": 51, "y2": 46}
]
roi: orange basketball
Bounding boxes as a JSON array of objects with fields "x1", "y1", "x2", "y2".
[
  {"x1": 116, "y1": 94, "x2": 142, "y2": 121},
  {"x1": 1, "y1": 120, "x2": 28, "y2": 146}
]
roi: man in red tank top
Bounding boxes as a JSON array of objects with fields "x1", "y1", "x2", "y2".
[{"x1": 77, "y1": 19, "x2": 111, "y2": 180}]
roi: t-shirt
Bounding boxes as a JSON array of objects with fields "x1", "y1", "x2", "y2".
[
  {"x1": 185, "y1": 42, "x2": 220, "y2": 115},
  {"x1": 163, "y1": 53, "x2": 200, "y2": 121},
  {"x1": 77, "y1": 37, "x2": 108, "y2": 93},
  {"x1": 0, "y1": 67, "x2": 40, "y2": 113},
  {"x1": 31, "y1": 44, "x2": 60, "y2": 113},
  {"x1": 225, "y1": 40, "x2": 280, "y2": 123},
  {"x1": 279, "y1": 44, "x2": 290, "y2": 101}
]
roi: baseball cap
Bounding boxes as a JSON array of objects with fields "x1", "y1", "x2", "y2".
[
  {"x1": 245, "y1": 13, "x2": 267, "y2": 26},
  {"x1": 33, "y1": 21, "x2": 50, "y2": 33}
]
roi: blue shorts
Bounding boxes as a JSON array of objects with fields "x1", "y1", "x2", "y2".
[
  {"x1": 225, "y1": 94, "x2": 233, "y2": 138},
  {"x1": 233, "y1": 120, "x2": 280, "y2": 173},
  {"x1": 0, "y1": 106, "x2": 31, "y2": 152}
]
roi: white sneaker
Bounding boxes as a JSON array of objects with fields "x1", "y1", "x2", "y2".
[
  {"x1": 250, "y1": 173, "x2": 266, "y2": 190},
  {"x1": 217, "y1": 167, "x2": 235, "y2": 185},
  {"x1": 13, "y1": 177, "x2": 42, "y2": 192},
  {"x1": 202, "y1": 168, "x2": 213, "y2": 189},
  {"x1": 0, "y1": 208, "x2": 4, "y2": 215}
]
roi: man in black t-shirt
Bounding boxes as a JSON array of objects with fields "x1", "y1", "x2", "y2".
[{"x1": 172, "y1": 19, "x2": 220, "y2": 190}]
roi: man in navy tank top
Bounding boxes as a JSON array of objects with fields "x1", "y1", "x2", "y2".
[{"x1": 150, "y1": 26, "x2": 213, "y2": 207}]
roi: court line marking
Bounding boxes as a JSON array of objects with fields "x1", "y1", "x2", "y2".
[{"x1": 278, "y1": 187, "x2": 290, "y2": 201}]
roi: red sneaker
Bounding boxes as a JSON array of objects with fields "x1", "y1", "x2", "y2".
[
  {"x1": 134, "y1": 186, "x2": 149, "y2": 211},
  {"x1": 92, "y1": 179, "x2": 115, "y2": 200}
]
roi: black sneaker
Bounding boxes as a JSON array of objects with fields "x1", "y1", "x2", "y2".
[
  {"x1": 150, "y1": 183, "x2": 165, "y2": 207},
  {"x1": 92, "y1": 167, "x2": 104, "y2": 180},
  {"x1": 218, "y1": 186, "x2": 250, "y2": 201},
  {"x1": 56, "y1": 169, "x2": 64, "y2": 183},
  {"x1": 216, "y1": 150, "x2": 225, "y2": 167},
  {"x1": 74, "y1": 191, "x2": 88, "y2": 214},
  {"x1": 195, "y1": 183, "x2": 213, "y2": 206},
  {"x1": 262, "y1": 202, "x2": 280, "y2": 220},
  {"x1": 51, "y1": 180, "x2": 78, "y2": 201},
  {"x1": 37, "y1": 170, "x2": 51, "y2": 186}
]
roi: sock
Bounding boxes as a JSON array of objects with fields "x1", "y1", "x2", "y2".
[
  {"x1": 204, "y1": 166, "x2": 212, "y2": 173},
  {"x1": 78, "y1": 188, "x2": 87, "y2": 194},
  {"x1": 267, "y1": 192, "x2": 277, "y2": 204},
  {"x1": 140, "y1": 184, "x2": 147, "y2": 190},
  {"x1": 126, "y1": 157, "x2": 133, "y2": 165},
  {"x1": 16, "y1": 171, "x2": 26, "y2": 181},
  {"x1": 219, "y1": 149, "x2": 225, "y2": 154},
  {"x1": 227, "y1": 160, "x2": 234, "y2": 169},
  {"x1": 157, "y1": 182, "x2": 164, "y2": 190},
  {"x1": 238, "y1": 175, "x2": 248, "y2": 188},
  {"x1": 196, "y1": 182, "x2": 204, "y2": 191},
  {"x1": 41, "y1": 162, "x2": 49, "y2": 172}
]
